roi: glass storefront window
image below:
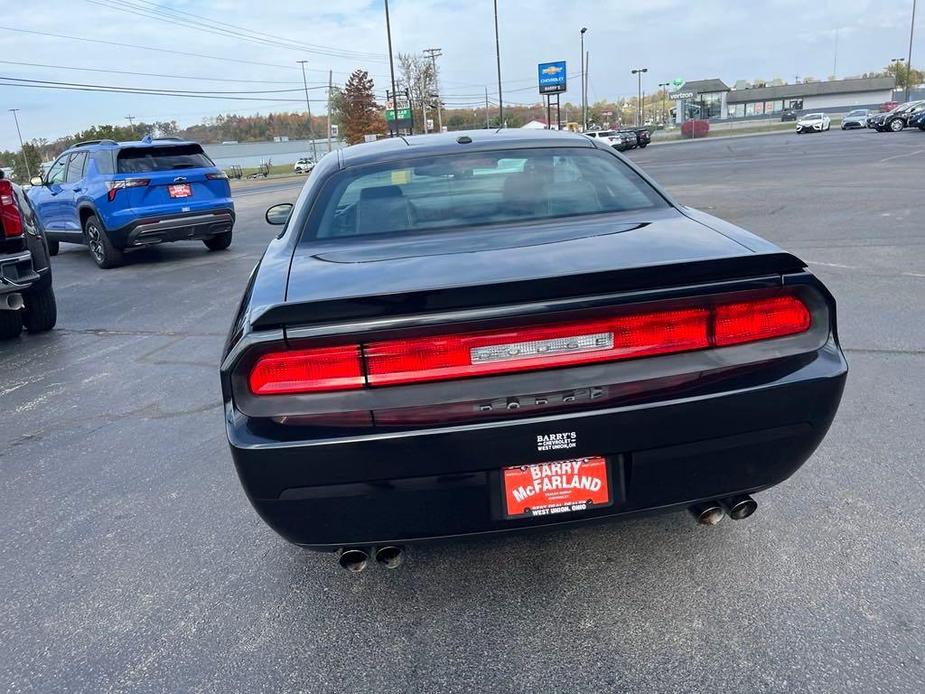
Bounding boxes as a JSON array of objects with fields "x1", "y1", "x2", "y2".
[
  {"x1": 745, "y1": 103, "x2": 755, "y2": 116},
  {"x1": 754, "y1": 102, "x2": 765, "y2": 115}
]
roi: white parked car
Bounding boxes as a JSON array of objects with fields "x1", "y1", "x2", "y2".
[
  {"x1": 293, "y1": 157, "x2": 315, "y2": 174},
  {"x1": 795, "y1": 113, "x2": 831, "y2": 134}
]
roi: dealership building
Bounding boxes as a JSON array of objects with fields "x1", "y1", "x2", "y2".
[{"x1": 670, "y1": 76, "x2": 897, "y2": 121}]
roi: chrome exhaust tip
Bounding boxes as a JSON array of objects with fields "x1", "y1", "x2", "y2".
[
  {"x1": 0, "y1": 293, "x2": 24, "y2": 311},
  {"x1": 337, "y1": 548, "x2": 370, "y2": 573},
  {"x1": 374, "y1": 545, "x2": 404, "y2": 570},
  {"x1": 689, "y1": 502, "x2": 726, "y2": 526},
  {"x1": 721, "y1": 495, "x2": 758, "y2": 521}
]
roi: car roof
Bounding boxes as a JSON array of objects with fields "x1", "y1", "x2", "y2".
[
  {"x1": 339, "y1": 128, "x2": 594, "y2": 167},
  {"x1": 65, "y1": 137, "x2": 199, "y2": 153}
]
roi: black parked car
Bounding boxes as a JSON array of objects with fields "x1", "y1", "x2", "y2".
[
  {"x1": 781, "y1": 109, "x2": 800, "y2": 122},
  {"x1": 221, "y1": 130, "x2": 846, "y2": 571},
  {"x1": 870, "y1": 101, "x2": 925, "y2": 132},
  {"x1": 617, "y1": 129, "x2": 639, "y2": 149},
  {"x1": 910, "y1": 110, "x2": 925, "y2": 130},
  {"x1": 632, "y1": 128, "x2": 652, "y2": 148},
  {"x1": 0, "y1": 173, "x2": 57, "y2": 339}
]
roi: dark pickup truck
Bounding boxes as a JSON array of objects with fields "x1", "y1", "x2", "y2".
[{"x1": 0, "y1": 173, "x2": 57, "y2": 339}]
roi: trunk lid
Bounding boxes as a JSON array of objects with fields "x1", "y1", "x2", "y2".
[{"x1": 256, "y1": 209, "x2": 804, "y2": 328}]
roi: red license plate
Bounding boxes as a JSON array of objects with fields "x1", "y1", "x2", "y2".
[
  {"x1": 168, "y1": 183, "x2": 192, "y2": 198},
  {"x1": 502, "y1": 456, "x2": 611, "y2": 519}
]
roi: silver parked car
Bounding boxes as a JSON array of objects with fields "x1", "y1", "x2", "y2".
[{"x1": 841, "y1": 109, "x2": 870, "y2": 130}]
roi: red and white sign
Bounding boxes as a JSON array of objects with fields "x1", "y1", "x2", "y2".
[
  {"x1": 168, "y1": 183, "x2": 192, "y2": 198},
  {"x1": 503, "y1": 456, "x2": 611, "y2": 518}
]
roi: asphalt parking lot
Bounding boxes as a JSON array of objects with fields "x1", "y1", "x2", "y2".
[{"x1": 2, "y1": 128, "x2": 923, "y2": 693}]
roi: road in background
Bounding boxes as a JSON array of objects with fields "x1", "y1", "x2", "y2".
[{"x1": 1, "y1": 128, "x2": 922, "y2": 693}]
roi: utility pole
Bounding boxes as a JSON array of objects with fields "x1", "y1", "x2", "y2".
[
  {"x1": 384, "y1": 0, "x2": 399, "y2": 136},
  {"x1": 125, "y1": 115, "x2": 135, "y2": 126},
  {"x1": 423, "y1": 48, "x2": 443, "y2": 132},
  {"x1": 485, "y1": 87, "x2": 490, "y2": 128},
  {"x1": 580, "y1": 27, "x2": 588, "y2": 131},
  {"x1": 297, "y1": 60, "x2": 319, "y2": 161},
  {"x1": 585, "y1": 51, "x2": 590, "y2": 127},
  {"x1": 326, "y1": 70, "x2": 333, "y2": 154},
  {"x1": 493, "y1": 0, "x2": 503, "y2": 126},
  {"x1": 906, "y1": 0, "x2": 918, "y2": 102},
  {"x1": 658, "y1": 82, "x2": 670, "y2": 127},
  {"x1": 833, "y1": 27, "x2": 839, "y2": 78},
  {"x1": 9, "y1": 109, "x2": 31, "y2": 181},
  {"x1": 631, "y1": 68, "x2": 648, "y2": 126}
]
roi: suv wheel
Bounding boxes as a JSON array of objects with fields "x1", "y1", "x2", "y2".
[
  {"x1": 889, "y1": 119, "x2": 905, "y2": 132},
  {"x1": 0, "y1": 310, "x2": 23, "y2": 339},
  {"x1": 85, "y1": 215, "x2": 124, "y2": 269},
  {"x1": 203, "y1": 231, "x2": 233, "y2": 251},
  {"x1": 47, "y1": 238, "x2": 59, "y2": 256},
  {"x1": 23, "y1": 285, "x2": 57, "y2": 333}
]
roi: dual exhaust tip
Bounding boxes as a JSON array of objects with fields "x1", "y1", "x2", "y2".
[
  {"x1": 0, "y1": 293, "x2": 24, "y2": 311},
  {"x1": 337, "y1": 545, "x2": 404, "y2": 573},
  {"x1": 690, "y1": 495, "x2": 757, "y2": 526},
  {"x1": 337, "y1": 497, "x2": 757, "y2": 569}
]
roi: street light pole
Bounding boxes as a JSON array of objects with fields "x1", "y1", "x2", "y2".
[
  {"x1": 631, "y1": 68, "x2": 647, "y2": 127},
  {"x1": 297, "y1": 61, "x2": 319, "y2": 161},
  {"x1": 384, "y1": 0, "x2": 400, "y2": 137},
  {"x1": 906, "y1": 0, "x2": 917, "y2": 102},
  {"x1": 892, "y1": 57, "x2": 906, "y2": 96},
  {"x1": 493, "y1": 0, "x2": 503, "y2": 126},
  {"x1": 9, "y1": 109, "x2": 31, "y2": 181},
  {"x1": 580, "y1": 27, "x2": 588, "y2": 131},
  {"x1": 658, "y1": 82, "x2": 670, "y2": 127}
]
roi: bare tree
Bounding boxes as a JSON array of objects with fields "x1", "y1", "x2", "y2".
[{"x1": 397, "y1": 52, "x2": 437, "y2": 134}]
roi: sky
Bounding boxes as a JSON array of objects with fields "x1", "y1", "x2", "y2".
[{"x1": 0, "y1": 0, "x2": 919, "y2": 150}]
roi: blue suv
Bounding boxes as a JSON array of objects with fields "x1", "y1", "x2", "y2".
[{"x1": 28, "y1": 137, "x2": 235, "y2": 268}]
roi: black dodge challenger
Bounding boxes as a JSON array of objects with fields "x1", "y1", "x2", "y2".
[{"x1": 221, "y1": 130, "x2": 846, "y2": 570}]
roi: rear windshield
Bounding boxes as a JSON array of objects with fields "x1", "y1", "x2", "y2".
[
  {"x1": 306, "y1": 147, "x2": 669, "y2": 241},
  {"x1": 117, "y1": 144, "x2": 213, "y2": 173}
]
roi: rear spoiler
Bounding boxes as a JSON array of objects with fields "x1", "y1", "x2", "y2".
[{"x1": 251, "y1": 252, "x2": 806, "y2": 329}]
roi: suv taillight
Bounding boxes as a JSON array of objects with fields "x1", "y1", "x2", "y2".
[
  {"x1": 0, "y1": 180, "x2": 24, "y2": 238},
  {"x1": 206, "y1": 172, "x2": 228, "y2": 180},
  {"x1": 106, "y1": 178, "x2": 149, "y2": 202},
  {"x1": 247, "y1": 295, "x2": 812, "y2": 396}
]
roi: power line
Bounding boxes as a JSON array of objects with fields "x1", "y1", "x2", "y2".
[
  {"x1": 0, "y1": 75, "x2": 310, "y2": 96},
  {"x1": 128, "y1": 0, "x2": 388, "y2": 60},
  {"x1": 0, "y1": 59, "x2": 304, "y2": 85},
  {"x1": 0, "y1": 25, "x2": 303, "y2": 71},
  {"x1": 0, "y1": 76, "x2": 324, "y2": 102}
]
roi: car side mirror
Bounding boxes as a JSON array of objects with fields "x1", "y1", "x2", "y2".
[
  {"x1": 30, "y1": 176, "x2": 44, "y2": 187},
  {"x1": 265, "y1": 203, "x2": 293, "y2": 226}
]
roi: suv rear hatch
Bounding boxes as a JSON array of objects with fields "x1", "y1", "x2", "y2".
[{"x1": 111, "y1": 143, "x2": 230, "y2": 213}]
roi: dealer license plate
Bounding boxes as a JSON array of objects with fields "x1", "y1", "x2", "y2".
[
  {"x1": 502, "y1": 456, "x2": 611, "y2": 519},
  {"x1": 168, "y1": 183, "x2": 192, "y2": 198}
]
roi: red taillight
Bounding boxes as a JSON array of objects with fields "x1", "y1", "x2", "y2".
[
  {"x1": 363, "y1": 309, "x2": 710, "y2": 386},
  {"x1": 0, "y1": 180, "x2": 23, "y2": 238},
  {"x1": 249, "y1": 345, "x2": 364, "y2": 395},
  {"x1": 106, "y1": 178, "x2": 149, "y2": 202},
  {"x1": 246, "y1": 294, "x2": 813, "y2": 395},
  {"x1": 206, "y1": 172, "x2": 228, "y2": 180},
  {"x1": 714, "y1": 296, "x2": 811, "y2": 346}
]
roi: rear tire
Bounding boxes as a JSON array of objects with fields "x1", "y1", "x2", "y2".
[
  {"x1": 638, "y1": 142, "x2": 648, "y2": 148},
  {"x1": 85, "y1": 215, "x2": 123, "y2": 269},
  {"x1": 203, "y1": 231, "x2": 232, "y2": 251},
  {"x1": 889, "y1": 119, "x2": 905, "y2": 132},
  {"x1": 22, "y1": 285, "x2": 57, "y2": 333},
  {"x1": 47, "y1": 238, "x2": 59, "y2": 256},
  {"x1": 0, "y1": 310, "x2": 23, "y2": 339}
]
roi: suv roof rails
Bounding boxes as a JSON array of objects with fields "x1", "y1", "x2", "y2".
[{"x1": 72, "y1": 139, "x2": 118, "y2": 148}]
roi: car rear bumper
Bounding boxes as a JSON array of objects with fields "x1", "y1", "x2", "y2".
[
  {"x1": 0, "y1": 250, "x2": 39, "y2": 292},
  {"x1": 116, "y1": 209, "x2": 235, "y2": 249},
  {"x1": 227, "y1": 341, "x2": 847, "y2": 549}
]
